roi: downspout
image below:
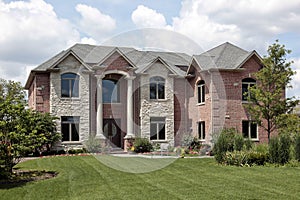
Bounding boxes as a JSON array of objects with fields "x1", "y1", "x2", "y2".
[{"x1": 208, "y1": 69, "x2": 214, "y2": 145}]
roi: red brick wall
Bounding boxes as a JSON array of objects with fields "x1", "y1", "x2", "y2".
[
  {"x1": 27, "y1": 73, "x2": 50, "y2": 113},
  {"x1": 187, "y1": 56, "x2": 269, "y2": 143}
]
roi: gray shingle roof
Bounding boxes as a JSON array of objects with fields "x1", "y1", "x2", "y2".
[
  {"x1": 32, "y1": 43, "x2": 191, "y2": 75},
  {"x1": 193, "y1": 42, "x2": 251, "y2": 70}
]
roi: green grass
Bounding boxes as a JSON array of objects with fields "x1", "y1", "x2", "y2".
[{"x1": 1, "y1": 155, "x2": 300, "y2": 200}]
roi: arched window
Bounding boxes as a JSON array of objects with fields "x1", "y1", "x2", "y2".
[
  {"x1": 103, "y1": 79, "x2": 120, "y2": 103},
  {"x1": 61, "y1": 73, "x2": 79, "y2": 98},
  {"x1": 242, "y1": 78, "x2": 256, "y2": 101},
  {"x1": 197, "y1": 80, "x2": 205, "y2": 104},
  {"x1": 150, "y1": 76, "x2": 165, "y2": 100}
]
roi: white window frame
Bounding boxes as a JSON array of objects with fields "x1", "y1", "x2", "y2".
[
  {"x1": 197, "y1": 80, "x2": 205, "y2": 104},
  {"x1": 150, "y1": 76, "x2": 165, "y2": 100},
  {"x1": 61, "y1": 116, "x2": 80, "y2": 142},
  {"x1": 242, "y1": 120, "x2": 258, "y2": 141},
  {"x1": 242, "y1": 78, "x2": 256, "y2": 102},
  {"x1": 198, "y1": 121, "x2": 205, "y2": 141},
  {"x1": 150, "y1": 117, "x2": 166, "y2": 141},
  {"x1": 61, "y1": 73, "x2": 79, "y2": 98}
]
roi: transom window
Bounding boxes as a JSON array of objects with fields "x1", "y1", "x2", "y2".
[
  {"x1": 242, "y1": 78, "x2": 256, "y2": 101},
  {"x1": 242, "y1": 120, "x2": 258, "y2": 140},
  {"x1": 61, "y1": 116, "x2": 80, "y2": 142},
  {"x1": 150, "y1": 117, "x2": 166, "y2": 140},
  {"x1": 150, "y1": 76, "x2": 165, "y2": 100},
  {"x1": 198, "y1": 121, "x2": 205, "y2": 140},
  {"x1": 197, "y1": 80, "x2": 205, "y2": 104},
  {"x1": 103, "y1": 79, "x2": 120, "y2": 103},
  {"x1": 61, "y1": 73, "x2": 79, "y2": 98}
]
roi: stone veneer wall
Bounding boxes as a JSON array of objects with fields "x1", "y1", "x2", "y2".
[
  {"x1": 50, "y1": 55, "x2": 90, "y2": 145},
  {"x1": 139, "y1": 61, "x2": 175, "y2": 146}
]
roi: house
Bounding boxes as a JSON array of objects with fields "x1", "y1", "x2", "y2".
[{"x1": 25, "y1": 42, "x2": 267, "y2": 150}]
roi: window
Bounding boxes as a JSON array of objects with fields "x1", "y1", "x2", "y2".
[
  {"x1": 150, "y1": 76, "x2": 165, "y2": 100},
  {"x1": 103, "y1": 79, "x2": 120, "y2": 103},
  {"x1": 61, "y1": 73, "x2": 79, "y2": 98},
  {"x1": 150, "y1": 117, "x2": 166, "y2": 140},
  {"x1": 197, "y1": 80, "x2": 205, "y2": 104},
  {"x1": 242, "y1": 120, "x2": 258, "y2": 140},
  {"x1": 61, "y1": 116, "x2": 80, "y2": 142},
  {"x1": 242, "y1": 78, "x2": 256, "y2": 101},
  {"x1": 198, "y1": 121, "x2": 205, "y2": 140}
]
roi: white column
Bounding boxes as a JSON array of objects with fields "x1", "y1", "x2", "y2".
[
  {"x1": 125, "y1": 76, "x2": 135, "y2": 138},
  {"x1": 96, "y1": 75, "x2": 105, "y2": 139}
]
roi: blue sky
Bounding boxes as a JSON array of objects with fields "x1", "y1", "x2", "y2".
[{"x1": 0, "y1": 0, "x2": 299, "y2": 98}]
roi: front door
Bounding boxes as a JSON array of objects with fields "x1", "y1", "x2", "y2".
[{"x1": 103, "y1": 119, "x2": 121, "y2": 147}]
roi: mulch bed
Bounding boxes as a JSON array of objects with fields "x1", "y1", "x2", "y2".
[{"x1": 0, "y1": 170, "x2": 58, "y2": 187}]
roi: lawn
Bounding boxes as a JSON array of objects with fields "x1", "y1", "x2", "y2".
[{"x1": 1, "y1": 155, "x2": 299, "y2": 200}]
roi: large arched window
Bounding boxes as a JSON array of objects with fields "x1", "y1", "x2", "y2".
[
  {"x1": 103, "y1": 79, "x2": 120, "y2": 103},
  {"x1": 242, "y1": 78, "x2": 256, "y2": 101},
  {"x1": 197, "y1": 80, "x2": 205, "y2": 104},
  {"x1": 150, "y1": 76, "x2": 165, "y2": 100},
  {"x1": 61, "y1": 73, "x2": 79, "y2": 98}
]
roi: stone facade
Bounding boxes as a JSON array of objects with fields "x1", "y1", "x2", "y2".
[{"x1": 50, "y1": 55, "x2": 91, "y2": 144}]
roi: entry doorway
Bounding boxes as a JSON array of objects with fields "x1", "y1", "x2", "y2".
[{"x1": 103, "y1": 119, "x2": 121, "y2": 148}]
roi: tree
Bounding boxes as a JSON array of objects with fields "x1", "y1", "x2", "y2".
[
  {"x1": 246, "y1": 40, "x2": 299, "y2": 143},
  {"x1": 0, "y1": 78, "x2": 60, "y2": 178}
]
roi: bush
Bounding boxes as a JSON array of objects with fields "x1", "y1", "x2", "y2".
[
  {"x1": 278, "y1": 134, "x2": 291, "y2": 164},
  {"x1": 213, "y1": 128, "x2": 236, "y2": 163},
  {"x1": 269, "y1": 136, "x2": 279, "y2": 164},
  {"x1": 84, "y1": 136, "x2": 102, "y2": 153},
  {"x1": 223, "y1": 150, "x2": 267, "y2": 166},
  {"x1": 295, "y1": 134, "x2": 300, "y2": 162},
  {"x1": 133, "y1": 138, "x2": 153, "y2": 153},
  {"x1": 234, "y1": 134, "x2": 244, "y2": 151}
]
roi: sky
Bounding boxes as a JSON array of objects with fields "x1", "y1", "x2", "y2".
[{"x1": 0, "y1": 0, "x2": 300, "y2": 98}]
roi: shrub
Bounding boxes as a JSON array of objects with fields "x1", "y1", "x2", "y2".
[
  {"x1": 223, "y1": 150, "x2": 267, "y2": 166},
  {"x1": 295, "y1": 134, "x2": 300, "y2": 162},
  {"x1": 133, "y1": 138, "x2": 153, "y2": 153},
  {"x1": 244, "y1": 138, "x2": 253, "y2": 150},
  {"x1": 234, "y1": 134, "x2": 244, "y2": 151},
  {"x1": 278, "y1": 134, "x2": 291, "y2": 164},
  {"x1": 188, "y1": 137, "x2": 202, "y2": 151},
  {"x1": 269, "y1": 136, "x2": 279, "y2": 164},
  {"x1": 84, "y1": 136, "x2": 102, "y2": 153},
  {"x1": 213, "y1": 128, "x2": 236, "y2": 163}
]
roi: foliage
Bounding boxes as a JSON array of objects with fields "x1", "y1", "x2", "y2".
[
  {"x1": 83, "y1": 136, "x2": 102, "y2": 153},
  {"x1": 213, "y1": 128, "x2": 236, "y2": 163},
  {"x1": 269, "y1": 134, "x2": 292, "y2": 165},
  {"x1": 278, "y1": 134, "x2": 291, "y2": 164},
  {"x1": 295, "y1": 134, "x2": 300, "y2": 162},
  {"x1": 0, "y1": 78, "x2": 60, "y2": 178},
  {"x1": 223, "y1": 150, "x2": 268, "y2": 166},
  {"x1": 233, "y1": 134, "x2": 244, "y2": 151},
  {"x1": 277, "y1": 114, "x2": 300, "y2": 136},
  {"x1": 269, "y1": 136, "x2": 280, "y2": 164},
  {"x1": 133, "y1": 138, "x2": 153, "y2": 153},
  {"x1": 245, "y1": 40, "x2": 299, "y2": 143}
]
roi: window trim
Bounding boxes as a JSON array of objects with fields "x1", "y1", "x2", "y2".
[
  {"x1": 197, "y1": 80, "x2": 205, "y2": 104},
  {"x1": 149, "y1": 76, "x2": 165, "y2": 100},
  {"x1": 150, "y1": 117, "x2": 166, "y2": 141},
  {"x1": 242, "y1": 78, "x2": 256, "y2": 102},
  {"x1": 61, "y1": 116, "x2": 80, "y2": 142},
  {"x1": 61, "y1": 73, "x2": 79, "y2": 98},
  {"x1": 198, "y1": 121, "x2": 205, "y2": 141},
  {"x1": 242, "y1": 120, "x2": 259, "y2": 141}
]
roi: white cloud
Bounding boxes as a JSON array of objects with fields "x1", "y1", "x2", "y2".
[
  {"x1": 75, "y1": 4, "x2": 116, "y2": 40},
  {"x1": 131, "y1": 5, "x2": 167, "y2": 28},
  {"x1": 0, "y1": 0, "x2": 80, "y2": 64}
]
